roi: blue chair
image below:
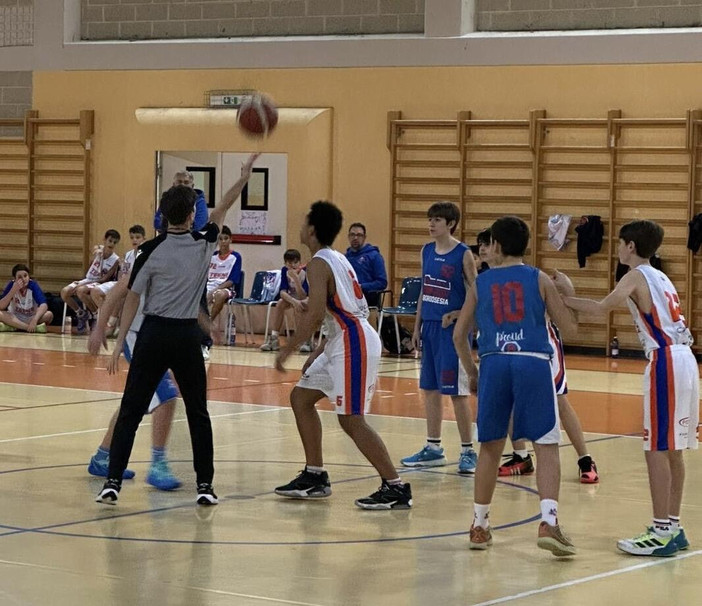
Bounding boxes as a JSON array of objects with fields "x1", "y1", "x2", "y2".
[
  {"x1": 226, "y1": 270, "x2": 281, "y2": 345},
  {"x1": 377, "y1": 277, "x2": 422, "y2": 355}
]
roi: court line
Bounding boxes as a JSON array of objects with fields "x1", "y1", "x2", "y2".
[
  {"x1": 471, "y1": 548, "x2": 702, "y2": 606},
  {"x1": 0, "y1": 406, "x2": 281, "y2": 444},
  {"x1": 183, "y1": 587, "x2": 324, "y2": 606}
]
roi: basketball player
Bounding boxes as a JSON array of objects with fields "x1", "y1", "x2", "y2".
[
  {"x1": 206, "y1": 225, "x2": 242, "y2": 341},
  {"x1": 473, "y1": 229, "x2": 599, "y2": 483},
  {"x1": 453, "y1": 216, "x2": 578, "y2": 556},
  {"x1": 557, "y1": 219, "x2": 698, "y2": 557},
  {"x1": 274, "y1": 201, "x2": 412, "y2": 510}
]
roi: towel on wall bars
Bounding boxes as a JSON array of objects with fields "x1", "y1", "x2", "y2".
[{"x1": 548, "y1": 214, "x2": 572, "y2": 251}]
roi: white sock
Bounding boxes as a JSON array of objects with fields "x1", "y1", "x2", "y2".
[
  {"x1": 670, "y1": 515, "x2": 681, "y2": 531},
  {"x1": 514, "y1": 449, "x2": 529, "y2": 459},
  {"x1": 271, "y1": 330, "x2": 279, "y2": 337},
  {"x1": 653, "y1": 518, "x2": 672, "y2": 536},
  {"x1": 473, "y1": 503, "x2": 491, "y2": 529},
  {"x1": 306, "y1": 465, "x2": 325, "y2": 474},
  {"x1": 540, "y1": 499, "x2": 559, "y2": 527},
  {"x1": 426, "y1": 438, "x2": 442, "y2": 451}
]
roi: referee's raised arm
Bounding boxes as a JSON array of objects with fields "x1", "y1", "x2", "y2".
[{"x1": 209, "y1": 153, "x2": 260, "y2": 230}]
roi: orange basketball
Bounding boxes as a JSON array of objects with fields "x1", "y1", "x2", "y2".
[{"x1": 237, "y1": 93, "x2": 279, "y2": 137}]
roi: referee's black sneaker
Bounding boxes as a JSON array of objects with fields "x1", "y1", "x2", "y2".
[
  {"x1": 355, "y1": 481, "x2": 412, "y2": 510},
  {"x1": 196, "y1": 483, "x2": 219, "y2": 505},
  {"x1": 275, "y1": 468, "x2": 332, "y2": 499},
  {"x1": 96, "y1": 478, "x2": 121, "y2": 505}
]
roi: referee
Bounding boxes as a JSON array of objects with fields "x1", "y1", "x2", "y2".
[{"x1": 96, "y1": 153, "x2": 259, "y2": 506}]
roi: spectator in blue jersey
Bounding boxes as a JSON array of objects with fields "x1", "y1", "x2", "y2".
[
  {"x1": 400, "y1": 201, "x2": 479, "y2": 475},
  {"x1": 345, "y1": 223, "x2": 388, "y2": 308},
  {"x1": 0, "y1": 264, "x2": 53, "y2": 333},
  {"x1": 154, "y1": 169, "x2": 208, "y2": 233},
  {"x1": 260, "y1": 248, "x2": 310, "y2": 352},
  {"x1": 452, "y1": 215, "x2": 578, "y2": 556}
]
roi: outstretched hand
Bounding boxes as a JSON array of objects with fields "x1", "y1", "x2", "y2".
[{"x1": 552, "y1": 269, "x2": 575, "y2": 297}]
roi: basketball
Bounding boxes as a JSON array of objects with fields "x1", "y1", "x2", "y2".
[{"x1": 237, "y1": 93, "x2": 279, "y2": 137}]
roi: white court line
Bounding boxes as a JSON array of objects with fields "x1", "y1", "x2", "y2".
[
  {"x1": 186, "y1": 585, "x2": 324, "y2": 606},
  {"x1": 472, "y1": 548, "x2": 702, "y2": 606},
  {"x1": 62, "y1": 364, "x2": 75, "y2": 368},
  {"x1": 0, "y1": 406, "x2": 280, "y2": 444},
  {"x1": 1, "y1": 360, "x2": 15, "y2": 363},
  {"x1": 244, "y1": 379, "x2": 261, "y2": 383}
]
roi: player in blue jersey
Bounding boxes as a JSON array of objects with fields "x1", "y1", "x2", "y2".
[
  {"x1": 400, "y1": 201, "x2": 479, "y2": 474},
  {"x1": 453, "y1": 216, "x2": 578, "y2": 556}
]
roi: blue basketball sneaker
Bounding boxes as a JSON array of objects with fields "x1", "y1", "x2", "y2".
[
  {"x1": 88, "y1": 453, "x2": 135, "y2": 480},
  {"x1": 401, "y1": 445, "x2": 447, "y2": 467},
  {"x1": 458, "y1": 449, "x2": 478, "y2": 474},
  {"x1": 146, "y1": 460, "x2": 181, "y2": 491},
  {"x1": 674, "y1": 527, "x2": 689, "y2": 551}
]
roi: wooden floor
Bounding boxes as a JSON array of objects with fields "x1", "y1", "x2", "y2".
[{"x1": 0, "y1": 332, "x2": 700, "y2": 605}]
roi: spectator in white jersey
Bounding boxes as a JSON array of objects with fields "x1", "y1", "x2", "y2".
[
  {"x1": 60, "y1": 229, "x2": 121, "y2": 333},
  {"x1": 0, "y1": 264, "x2": 53, "y2": 333},
  {"x1": 206, "y1": 225, "x2": 242, "y2": 343},
  {"x1": 95, "y1": 153, "x2": 259, "y2": 507},
  {"x1": 92, "y1": 224, "x2": 146, "y2": 336}
]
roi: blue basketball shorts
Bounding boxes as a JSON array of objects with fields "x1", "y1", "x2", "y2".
[
  {"x1": 419, "y1": 320, "x2": 469, "y2": 396},
  {"x1": 477, "y1": 353, "x2": 560, "y2": 444}
]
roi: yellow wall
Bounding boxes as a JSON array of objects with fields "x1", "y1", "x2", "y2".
[{"x1": 31, "y1": 63, "x2": 702, "y2": 259}]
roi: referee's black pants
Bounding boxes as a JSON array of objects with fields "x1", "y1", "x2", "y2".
[{"x1": 108, "y1": 315, "x2": 214, "y2": 485}]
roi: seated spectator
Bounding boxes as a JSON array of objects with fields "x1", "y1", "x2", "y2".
[
  {"x1": 92, "y1": 224, "x2": 146, "y2": 336},
  {"x1": 0, "y1": 264, "x2": 53, "y2": 333},
  {"x1": 206, "y1": 226, "x2": 242, "y2": 344},
  {"x1": 154, "y1": 170, "x2": 208, "y2": 233},
  {"x1": 345, "y1": 222, "x2": 388, "y2": 308},
  {"x1": 260, "y1": 249, "x2": 309, "y2": 352},
  {"x1": 60, "y1": 229, "x2": 121, "y2": 333}
]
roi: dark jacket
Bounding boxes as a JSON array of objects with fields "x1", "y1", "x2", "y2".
[
  {"x1": 688, "y1": 213, "x2": 702, "y2": 254},
  {"x1": 345, "y1": 243, "x2": 388, "y2": 304},
  {"x1": 154, "y1": 188, "x2": 208, "y2": 232},
  {"x1": 575, "y1": 215, "x2": 604, "y2": 268}
]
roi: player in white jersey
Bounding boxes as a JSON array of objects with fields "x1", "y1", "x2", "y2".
[
  {"x1": 274, "y1": 201, "x2": 412, "y2": 510},
  {"x1": 558, "y1": 219, "x2": 698, "y2": 557}
]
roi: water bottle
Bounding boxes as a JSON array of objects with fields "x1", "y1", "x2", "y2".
[
  {"x1": 229, "y1": 325, "x2": 236, "y2": 346},
  {"x1": 610, "y1": 336, "x2": 619, "y2": 358},
  {"x1": 62, "y1": 315, "x2": 72, "y2": 335}
]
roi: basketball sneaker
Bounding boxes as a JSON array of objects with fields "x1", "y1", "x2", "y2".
[
  {"x1": 196, "y1": 483, "x2": 218, "y2": 506},
  {"x1": 578, "y1": 456, "x2": 599, "y2": 484},
  {"x1": 498, "y1": 452, "x2": 534, "y2": 477},
  {"x1": 354, "y1": 481, "x2": 412, "y2": 510},
  {"x1": 35, "y1": 323, "x2": 47, "y2": 334},
  {"x1": 537, "y1": 521, "x2": 577, "y2": 557},
  {"x1": 674, "y1": 527, "x2": 690, "y2": 551},
  {"x1": 275, "y1": 468, "x2": 332, "y2": 499},
  {"x1": 95, "y1": 479, "x2": 121, "y2": 505},
  {"x1": 458, "y1": 449, "x2": 478, "y2": 474},
  {"x1": 75, "y1": 309, "x2": 88, "y2": 334},
  {"x1": 146, "y1": 460, "x2": 182, "y2": 491},
  {"x1": 260, "y1": 334, "x2": 280, "y2": 352},
  {"x1": 469, "y1": 525, "x2": 493, "y2": 550},
  {"x1": 0, "y1": 322, "x2": 16, "y2": 332},
  {"x1": 201, "y1": 345, "x2": 210, "y2": 361},
  {"x1": 400, "y1": 445, "x2": 447, "y2": 467},
  {"x1": 617, "y1": 527, "x2": 678, "y2": 557},
  {"x1": 299, "y1": 341, "x2": 313, "y2": 353},
  {"x1": 88, "y1": 453, "x2": 135, "y2": 480}
]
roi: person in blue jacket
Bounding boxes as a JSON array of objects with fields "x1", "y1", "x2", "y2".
[
  {"x1": 154, "y1": 170, "x2": 208, "y2": 232},
  {"x1": 345, "y1": 222, "x2": 388, "y2": 308}
]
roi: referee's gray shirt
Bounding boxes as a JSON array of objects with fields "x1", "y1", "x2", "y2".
[{"x1": 129, "y1": 223, "x2": 219, "y2": 319}]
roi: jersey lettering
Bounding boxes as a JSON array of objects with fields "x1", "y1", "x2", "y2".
[{"x1": 490, "y1": 282, "x2": 525, "y2": 325}]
